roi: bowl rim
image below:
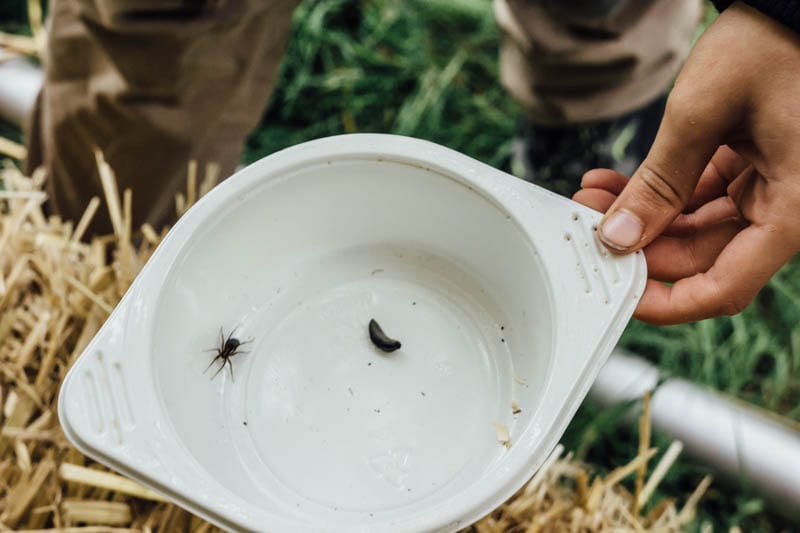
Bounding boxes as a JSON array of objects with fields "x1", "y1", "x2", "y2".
[{"x1": 59, "y1": 133, "x2": 646, "y2": 532}]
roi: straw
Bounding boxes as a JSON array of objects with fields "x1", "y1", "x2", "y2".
[
  {"x1": 0, "y1": 136, "x2": 27, "y2": 160},
  {"x1": 60, "y1": 463, "x2": 168, "y2": 503},
  {"x1": 633, "y1": 391, "x2": 652, "y2": 515},
  {"x1": 638, "y1": 440, "x2": 684, "y2": 508},
  {"x1": 0, "y1": 32, "x2": 39, "y2": 56}
]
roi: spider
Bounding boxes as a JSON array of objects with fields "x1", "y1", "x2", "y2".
[{"x1": 205, "y1": 327, "x2": 251, "y2": 381}]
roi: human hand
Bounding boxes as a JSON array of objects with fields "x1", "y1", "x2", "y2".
[{"x1": 573, "y1": 1, "x2": 800, "y2": 325}]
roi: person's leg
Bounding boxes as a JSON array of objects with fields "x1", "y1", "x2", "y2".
[
  {"x1": 495, "y1": 0, "x2": 702, "y2": 195},
  {"x1": 27, "y1": 0, "x2": 299, "y2": 234}
]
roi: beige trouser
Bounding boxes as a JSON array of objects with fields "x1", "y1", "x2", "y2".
[
  {"x1": 496, "y1": 0, "x2": 702, "y2": 124},
  {"x1": 27, "y1": 0, "x2": 299, "y2": 234},
  {"x1": 27, "y1": 0, "x2": 700, "y2": 234}
]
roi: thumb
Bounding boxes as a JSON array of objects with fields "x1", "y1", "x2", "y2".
[
  {"x1": 597, "y1": 94, "x2": 726, "y2": 253},
  {"x1": 595, "y1": 27, "x2": 748, "y2": 253}
]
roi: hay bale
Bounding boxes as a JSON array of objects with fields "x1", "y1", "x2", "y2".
[{"x1": 0, "y1": 154, "x2": 223, "y2": 531}]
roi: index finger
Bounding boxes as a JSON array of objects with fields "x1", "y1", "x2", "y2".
[
  {"x1": 634, "y1": 223, "x2": 795, "y2": 324},
  {"x1": 684, "y1": 145, "x2": 749, "y2": 212}
]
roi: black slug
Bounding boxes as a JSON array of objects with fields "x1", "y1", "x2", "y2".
[{"x1": 368, "y1": 319, "x2": 401, "y2": 353}]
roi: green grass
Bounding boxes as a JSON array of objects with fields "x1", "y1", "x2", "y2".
[
  {"x1": 4, "y1": 0, "x2": 799, "y2": 529},
  {"x1": 245, "y1": 0, "x2": 519, "y2": 170},
  {"x1": 0, "y1": 0, "x2": 31, "y2": 34}
]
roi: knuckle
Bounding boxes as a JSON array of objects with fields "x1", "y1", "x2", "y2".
[
  {"x1": 664, "y1": 86, "x2": 696, "y2": 122},
  {"x1": 719, "y1": 297, "x2": 748, "y2": 317},
  {"x1": 636, "y1": 163, "x2": 688, "y2": 210},
  {"x1": 663, "y1": 85, "x2": 712, "y2": 136},
  {"x1": 714, "y1": 286, "x2": 750, "y2": 317},
  {"x1": 762, "y1": 223, "x2": 780, "y2": 234},
  {"x1": 702, "y1": 273, "x2": 750, "y2": 317}
]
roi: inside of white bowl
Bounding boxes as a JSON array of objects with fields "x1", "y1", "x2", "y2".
[{"x1": 152, "y1": 158, "x2": 553, "y2": 520}]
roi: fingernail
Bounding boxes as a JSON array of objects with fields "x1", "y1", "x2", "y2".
[{"x1": 599, "y1": 211, "x2": 643, "y2": 250}]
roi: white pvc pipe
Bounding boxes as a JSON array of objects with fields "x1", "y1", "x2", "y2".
[
  {"x1": 0, "y1": 57, "x2": 43, "y2": 127},
  {"x1": 589, "y1": 350, "x2": 800, "y2": 523}
]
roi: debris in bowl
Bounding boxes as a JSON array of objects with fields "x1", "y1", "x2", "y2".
[
  {"x1": 204, "y1": 327, "x2": 250, "y2": 381},
  {"x1": 368, "y1": 318, "x2": 401, "y2": 353},
  {"x1": 511, "y1": 402, "x2": 522, "y2": 415},
  {"x1": 494, "y1": 422, "x2": 511, "y2": 449}
]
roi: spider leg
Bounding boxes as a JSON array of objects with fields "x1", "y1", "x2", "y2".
[
  {"x1": 210, "y1": 358, "x2": 226, "y2": 379},
  {"x1": 228, "y1": 358, "x2": 235, "y2": 382},
  {"x1": 204, "y1": 354, "x2": 222, "y2": 374},
  {"x1": 225, "y1": 328, "x2": 237, "y2": 345}
]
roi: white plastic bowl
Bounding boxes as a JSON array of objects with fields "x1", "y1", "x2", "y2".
[{"x1": 59, "y1": 134, "x2": 645, "y2": 532}]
